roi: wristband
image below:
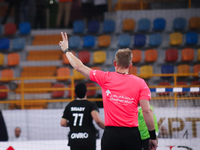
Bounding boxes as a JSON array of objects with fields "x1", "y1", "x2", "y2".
[
  {"x1": 63, "y1": 48, "x2": 71, "y2": 53},
  {"x1": 149, "y1": 130, "x2": 156, "y2": 140}
]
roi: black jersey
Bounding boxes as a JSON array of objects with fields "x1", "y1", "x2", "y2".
[{"x1": 62, "y1": 99, "x2": 99, "y2": 147}]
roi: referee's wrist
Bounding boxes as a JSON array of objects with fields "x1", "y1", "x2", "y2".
[
  {"x1": 63, "y1": 48, "x2": 71, "y2": 53},
  {"x1": 149, "y1": 129, "x2": 156, "y2": 140}
]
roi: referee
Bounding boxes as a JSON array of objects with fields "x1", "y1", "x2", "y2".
[
  {"x1": 59, "y1": 32, "x2": 158, "y2": 150},
  {"x1": 60, "y1": 82, "x2": 105, "y2": 150}
]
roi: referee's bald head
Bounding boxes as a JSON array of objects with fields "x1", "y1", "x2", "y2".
[{"x1": 75, "y1": 82, "x2": 87, "y2": 98}]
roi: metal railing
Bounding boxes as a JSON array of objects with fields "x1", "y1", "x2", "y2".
[{"x1": 0, "y1": 73, "x2": 199, "y2": 108}]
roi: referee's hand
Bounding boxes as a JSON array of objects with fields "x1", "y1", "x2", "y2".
[{"x1": 149, "y1": 139, "x2": 158, "y2": 150}]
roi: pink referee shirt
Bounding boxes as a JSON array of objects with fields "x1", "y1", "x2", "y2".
[{"x1": 90, "y1": 70, "x2": 151, "y2": 127}]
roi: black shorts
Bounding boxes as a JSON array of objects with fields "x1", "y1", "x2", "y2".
[
  {"x1": 101, "y1": 126, "x2": 142, "y2": 150},
  {"x1": 141, "y1": 138, "x2": 150, "y2": 150}
]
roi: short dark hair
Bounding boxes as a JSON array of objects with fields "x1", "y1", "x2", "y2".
[
  {"x1": 75, "y1": 83, "x2": 87, "y2": 98},
  {"x1": 115, "y1": 48, "x2": 132, "y2": 68}
]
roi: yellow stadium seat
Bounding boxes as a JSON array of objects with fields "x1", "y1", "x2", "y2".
[
  {"x1": 139, "y1": 65, "x2": 153, "y2": 79},
  {"x1": 123, "y1": 18, "x2": 135, "y2": 31},
  {"x1": 0, "y1": 53, "x2": 4, "y2": 66},
  {"x1": 93, "y1": 51, "x2": 106, "y2": 64},
  {"x1": 98, "y1": 35, "x2": 111, "y2": 47},
  {"x1": 170, "y1": 32, "x2": 183, "y2": 46},
  {"x1": 73, "y1": 69, "x2": 86, "y2": 80}
]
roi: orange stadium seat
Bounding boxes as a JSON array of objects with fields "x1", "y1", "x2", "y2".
[
  {"x1": 98, "y1": 35, "x2": 111, "y2": 47},
  {"x1": 193, "y1": 64, "x2": 200, "y2": 77},
  {"x1": 131, "y1": 49, "x2": 142, "y2": 63},
  {"x1": 122, "y1": 18, "x2": 135, "y2": 31},
  {"x1": 7, "y1": 53, "x2": 20, "y2": 66},
  {"x1": 0, "y1": 53, "x2": 4, "y2": 66},
  {"x1": 189, "y1": 17, "x2": 200, "y2": 29},
  {"x1": 51, "y1": 83, "x2": 65, "y2": 98},
  {"x1": 62, "y1": 51, "x2": 76, "y2": 65},
  {"x1": 56, "y1": 67, "x2": 70, "y2": 81},
  {"x1": 181, "y1": 48, "x2": 194, "y2": 62},
  {"x1": 169, "y1": 32, "x2": 183, "y2": 46},
  {"x1": 165, "y1": 48, "x2": 178, "y2": 62},
  {"x1": 177, "y1": 64, "x2": 190, "y2": 75},
  {"x1": 1, "y1": 69, "x2": 14, "y2": 82},
  {"x1": 78, "y1": 50, "x2": 90, "y2": 64},
  {"x1": 128, "y1": 66, "x2": 137, "y2": 75},
  {"x1": 139, "y1": 65, "x2": 153, "y2": 79},
  {"x1": 144, "y1": 49, "x2": 157, "y2": 63}
]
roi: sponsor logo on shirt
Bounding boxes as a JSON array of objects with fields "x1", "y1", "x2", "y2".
[
  {"x1": 71, "y1": 132, "x2": 89, "y2": 139},
  {"x1": 93, "y1": 70, "x2": 96, "y2": 75}
]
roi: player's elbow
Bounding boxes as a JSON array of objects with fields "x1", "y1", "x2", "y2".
[
  {"x1": 142, "y1": 107, "x2": 152, "y2": 115},
  {"x1": 60, "y1": 119, "x2": 67, "y2": 127}
]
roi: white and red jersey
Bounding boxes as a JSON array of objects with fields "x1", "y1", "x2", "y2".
[{"x1": 90, "y1": 70, "x2": 151, "y2": 127}]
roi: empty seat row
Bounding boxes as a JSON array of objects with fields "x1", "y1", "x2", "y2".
[
  {"x1": 67, "y1": 31, "x2": 199, "y2": 49},
  {"x1": 0, "y1": 52, "x2": 20, "y2": 66},
  {"x1": 0, "y1": 22, "x2": 31, "y2": 36},
  {"x1": 0, "y1": 37, "x2": 26, "y2": 50},
  {"x1": 110, "y1": 64, "x2": 200, "y2": 79},
  {"x1": 73, "y1": 16, "x2": 200, "y2": 34}
]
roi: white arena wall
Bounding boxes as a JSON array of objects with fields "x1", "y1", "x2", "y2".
[{"x1": 1, "y1": 107, "x2": 200, "y2": 150}]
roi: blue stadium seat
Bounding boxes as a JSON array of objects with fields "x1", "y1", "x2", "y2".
[
  {"x1": 153, "y1": 18, "x2": 166, "y2": 31},
  {"x1": 173, "y1": 17, "x2": 186, "y2": 31},
  {"x1": 103, "y1": 19, "x2": 115, "y2": 33},
  {"x1": 19, "y1": 22, "x2": 31, "y2": 35},
  {"x1": 73, "y1": 20, "x2": 85, "y2": 34},
  {"x1": 88, "y1": 20, "x2": 100, "y2": 33},
  {"x1": 149, "y1": 33, "x2": 162, "y2": 47},
  {"x1": 138, "y1": 18, "x2": 151, "y2": 32},
  {"x1": 0, "y1": 38, "x2": 10, "y2": 50},
  {"x1": 161, "y1": 64, "x2": 174, "y2": 80},
  {"x1": 12, "y1": 37, "x2": 25, "y2": 50},
  {"x1": 83, "y1": 35, "x2": 95, "y2": 47},
  {"x1": 118, "y1": 34, "x2": 131, "y2": 48},
  {"x1": 134, "y1": 34, "x2": 146, "y2": 47},
  {"x1": 69, "y1": 36, "x2": 81, "y2": 48},
  {"x1": 185, "y1": 32, "x2": 198, "y2": 45}
]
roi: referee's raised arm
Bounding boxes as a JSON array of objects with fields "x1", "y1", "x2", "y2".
[{"x1": 59, "y1": 32, "x2": 91, "y2": 79}]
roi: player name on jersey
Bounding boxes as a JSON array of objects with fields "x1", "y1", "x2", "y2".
[{"x1": 71, "y1": 107, "x2": 85, "y2": 111}]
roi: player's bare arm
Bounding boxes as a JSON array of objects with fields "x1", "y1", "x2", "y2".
[
  {"x1": 91, "y1": 110, "x2": 105, "y2": 129},
  {"x1": 60, "y1": 118, "x2": 68, "y2": 127},
  {"x1": 59, "y1": 32, "x2": 91, "y2": 79}
]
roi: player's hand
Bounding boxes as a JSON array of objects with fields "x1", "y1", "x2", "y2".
[
  {"x1": 149, "y1": 139, "x2": 158, "y2": 150},
  {"x1": 59, "y1": 32, "x2": 69, "y2": 52}
]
